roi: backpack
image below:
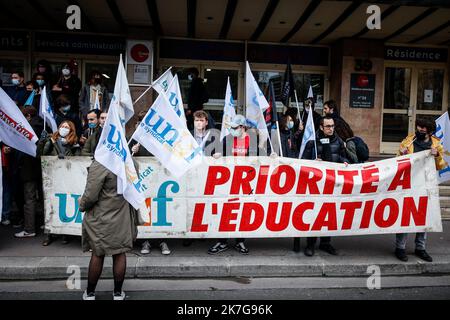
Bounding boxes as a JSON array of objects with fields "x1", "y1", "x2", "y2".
[{"x1": 348, "y1": 136, "x2": 369, "y2": 162}]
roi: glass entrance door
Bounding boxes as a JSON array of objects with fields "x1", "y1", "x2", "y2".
[{"x1": 381, "y1": 65, "x2": 447, "y2": 154}]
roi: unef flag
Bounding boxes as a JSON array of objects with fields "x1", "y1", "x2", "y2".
[
  {"x1": 153, "y1": 67, "x2": 174, "y2": 95},
  {"x1": 130, "y1": 94, "x2": 203, "y2": 178},
  {"x1": 94, "y1": 99, "x2": 144, "y2": 209},
  {"x1": 299, "y1": 106, "x2": 317, "y2": 159},
  {"x1": 0, "y1": 87, "x2": 38, "y2": 157},
  {"x1": 39, "y1": 86, "x2": 58, "y2": 132},
  {"x1": 112, "y1": 55, "x2": 134, "y2": 126},
  {"x1": 435, "y1": 112, "x2": 450, "y2": 183},
  {"x1": 166, "y1": 75, "x2": 187, "y2": 124},
  {"x1": 245, "y1": 61, "x2": 270, "y2": 142},
  {"x1": 220, "y1": 77, "x2": 236, "y2": 141}
]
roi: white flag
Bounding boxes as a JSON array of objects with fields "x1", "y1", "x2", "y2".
[
  {"x1": 153, "y1": 67, "x2": 174, "y2": 95},
  {"x1": 435, "y1": 112, "x2": 450, "y2": 183},
  {"x1": 166, "y1": 75, "x2": 187, "y2": 124},
  {"x1": 0, "y1": 88, "x2": 38, "y2": 157},
  {"x1": 307, "y1": 85, "x2": 314, "y2": 99},
  {"x1": 220, "y1": 77, "x2": 236, "y2": 141},
  {"x1": 94, "y1": 100, "x2": 144, "y2": 209},
  {"x1": 131, "y1": 94, "x2": 202, "y2": 178},
  {"x1": 299, "y1": 108, "x2": 317, "y2": 159},
  {"x1": 245, "y1": 61, "x2": 270, "y2": 142},
  {"x1": 112, "y1": 56, "x2": 134, "y2": 126},
  {"x1": 39, "y1": 86, "x2": 58, "y2": 133}
]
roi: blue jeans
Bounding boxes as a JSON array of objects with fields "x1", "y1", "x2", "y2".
[{"x1": 396, "y1": 233, "x2": 427, "y2": 250}]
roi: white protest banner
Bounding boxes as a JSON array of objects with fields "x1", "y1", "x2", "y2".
[
  {"x1": 42, "y1": 151, "x2": 442, "y2": 238},
  {"x1": 152, "y1": 67, "x2": 174, "y2": 95},
  {"x1": 0, "y1": 151, "x2": 2, "y2": 222},
  {"x1": 0, "y1": 87, "x2": 38, "y2": 157},
  {"x1": 130, "y1": 93, "x2": 202, "y2": 178},
  {"x1": 94, "y1": 100, "x2": 144, "y2": 209},
  {"x1": 220, "y1": 77, "x2": 236, "y2": 142},
  {"x1": 435, "y1": 112, "x2": 450, "y2": 183},
  {"x1": 39, "y1": 86, "x2": 58, "y2": 133}
]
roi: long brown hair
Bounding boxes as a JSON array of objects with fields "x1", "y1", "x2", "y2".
[{"x1": 52, "y1": 120, "x2": 78, "y2": 145}]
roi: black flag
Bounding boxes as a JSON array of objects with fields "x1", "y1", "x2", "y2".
[{"x1": 281, "y1": 60, "x2": 294, "y2": 107}]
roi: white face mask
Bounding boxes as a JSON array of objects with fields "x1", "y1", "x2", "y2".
[
  {"x1": 59, "y1": 127, "x2": 70, "y2": 137},
  {"x1": 62, "y1": 68, "x2": 71, "y2": 76},
  {"x1": 188, "y1": 74, "x2": 193, "y2": 81},
  {"x1": 230, "y1": 127, "x2": 242, "y2": 138}
]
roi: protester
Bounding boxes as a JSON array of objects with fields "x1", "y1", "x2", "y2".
[
  {"x1": 333, "y1": 119, "x2": 359, "y2": 164},
  {"x1": 79, "y1": 160, "x2": 138, "y2": 300},
  {"x1": 52, "y1": 63, "x2": 82, "y2": 114},
  {"x1": 1, "y1": 143, "x2": 13, "y2": 226},
  {"x1": 279, "y1": 114, "x2": 299, "y2": 158},
  {"x1": 186, "y1": 68, "x2": 209, "y2": 130},
  {"x1": 39, "y1": 120, "x2": 81, "y2": 245},
  {"x1": 323, "y1": 100, "x2": 352, "y2": 138},
  {"x1": 79, "y1": 70, "x2": 109, "y2": 119},
  {"x1": 36, "y1": 59, "x2": 54, "y2": 86},
  {"x1": 23, "y1": 81, "x2": 40, "y2": 109},
  {"x1": 301, "y1": 116, "x2": 349, "y2": 257},
  {"x1": 190, "y1": 110, "x2": 214, "y2": 154},
  {"x1": 3, "y1": 71, "x2": 27, "y2": 107},
  {"x1": 99, "y1": 111, "x2": 108, "y2": 127},
  {"x1": 208, "y1": 114, "x2": 250, "y2": 255},
  {"x1": 33, "y1": 72, "x2": 53, "y2": 108},
  {"x1": 127, "y1": 111, "x2": 171, "y2": 256},
  {"x1": 394, "y1": 118, "x2": 447, "y2": 262},
  {"x1": 54, "y1": 94, "x2": 83, "y2": 137},
  {"x1": 81, "y1": 109, "x2": 102, "y2": 156},
  {"x1": 13, "y1": 106, "x2": 44, "y2": 238}
]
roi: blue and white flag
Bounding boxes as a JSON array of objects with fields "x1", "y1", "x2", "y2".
[
  {"x1": 94, "y1": 100, "x2": 144, "y2": 209},
  {"x1": 245, "y1": 61, "x2": 270, "y2": 142},
  {"x1": 435, "y1": 112, "x2": 450, "y2": 183},
  {"x1": 130, "y1": 93, "x2": 203, "y2": 178},
  {"x1": 112, "y1": 55, "x2": 134, "y2": 127},
  {"x1": 299, "y1": 107, "x2": 317, "y2": 159},
  {"x1": 220, "y1": 77, "x2": 236, "y2": 141},
  {"x1": 153, "y1": 67, "x2": 174, "y2": 95},
  {"x1": 39, "y1": 86, "x2": 58, "y2": 133},
  {"x1": 307, "y1": 85, "x2": 314, "y2": 99},
  {"x1": 24, "y1": 90, "x2": 35, "y2": 106},
  {"x1": 166, "y1": 75, "x2": 187, "y2": 124}
]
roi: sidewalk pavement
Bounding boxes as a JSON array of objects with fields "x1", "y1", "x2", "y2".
[{"x1": 0, "y1": 222, "x2": 449, "y2": 280}]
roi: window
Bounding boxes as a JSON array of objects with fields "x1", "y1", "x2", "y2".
[
  {"x1": 0, "y1": 59, "x2": 25, "y2": 86},
  {"x1": 84, "y1": 62, "x2": 117, "y2": 94}
]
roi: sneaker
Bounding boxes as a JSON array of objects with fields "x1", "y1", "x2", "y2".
[
  {"x1": 319, "y1": 243, "x2": 338, "y2": 255},
  {"x1": 113, "y1": 291, "x2": 126, "y2": 300},
  {"x1": 140, "y1": 241, "x2": 151, "y2": 254},
  {"x1": 234, "y1": 242, "x2": 249, "y2": 255},
  {"x1": 82, "y1": 290, "x2": 95, "y2": 300},
  {"x1": 14, "y1": 231, "x2": 36, "y2": 238},
  {"x1": 160, "y1": 241, "x2": 171, "y2": 255},
  {"x1": 1, "y1": 219, "x2": 10, "y2": 226},
  {"x1": 395, "y1": 248, "x2": 408, "y2": 262},
  {"x1": 415, "y1": 249, "x2": 433, "y2": 262},
  {"x1": 208, "y1": 241, "x2": 229, "y2": 255}
]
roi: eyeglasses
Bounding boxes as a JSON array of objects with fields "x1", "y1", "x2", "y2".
[{"x1": 323, "y1": 125, "x2": 335, "y2": 129}]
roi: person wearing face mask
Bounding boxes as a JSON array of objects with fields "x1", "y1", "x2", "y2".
[
  {"x1": 39, "y1": 120, "x2": 81, "y2": 246},
  {"x1": 207, "y1": 114, "x2": 250, "y2": 255},
  {"x1": 301, "y1": 116, "x2": 349, "y2": 257},
  {"x1": 186, "y1": 68, "x2": 209, "y2": 130},
  {"x1": 52, "y1": 64, "x2": 82, "y2": 113},
  {"x1": 79, "y1": 70, "x2": 110, "y2": 119},
  {"x1": 279, "y1": 114, "x2": 299, "y2": 158},
  {"x1": 13, "y1": 106, "x2": 44, "y2": 238},
  {"x1": 36, "y1": 59, "x2": 54, "y2": 86},
  {"x1": 3, "y1": 71, "x2": 27, "y2": 106},
  {"x1": 54, "y1": 94, "x2": 83, "y2": 138},
  {"x1": 394, "y1": 118, "x2": 447, "y2": 263}
]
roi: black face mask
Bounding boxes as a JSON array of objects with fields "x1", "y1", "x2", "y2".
[{"x1": 415, "y1": 131, "x2": 427, "y2": 141}]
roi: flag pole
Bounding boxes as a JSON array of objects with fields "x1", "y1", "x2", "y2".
[
  {"x1": 275, "y1": 120, "x2": 283, "y2": 157},
  {"x1": 133, "y1": 84, "x2": 153, "y2": 105},
  {"x1": 294, "y1": 90, "x2": 303, "y2": 126}
]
